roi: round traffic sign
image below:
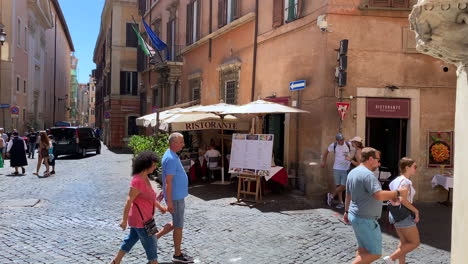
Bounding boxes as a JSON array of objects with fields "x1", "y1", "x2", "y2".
[
  {"x1": 10, "y1": 106, "x2": 19, "y2": 115},
  {"x1": 104, "y1": 112, "x2": 111, "y2": 119}
]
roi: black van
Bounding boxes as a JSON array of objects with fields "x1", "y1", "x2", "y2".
[{"x1": 50, "y1": 127, "x2": 101, "y2": 158}]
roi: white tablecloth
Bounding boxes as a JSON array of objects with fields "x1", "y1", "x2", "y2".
[{"x1": 431, "y1": 174, "x2": 454, "y2": 191}]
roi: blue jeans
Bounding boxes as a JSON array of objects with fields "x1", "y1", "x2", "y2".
[
  {"x1": 120, "y1": 227, "x2": 158, "y2": 261},
  {"x1": 348, "y1": 213, "x2": 382, "y2": 255},
  {"x1": 29, "y1": 143, "x2": 36, "y2": 157}
]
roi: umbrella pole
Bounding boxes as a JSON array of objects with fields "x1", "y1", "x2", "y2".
[{"x1": 221, "y1": 115, "x2": 225, "y2": 184}]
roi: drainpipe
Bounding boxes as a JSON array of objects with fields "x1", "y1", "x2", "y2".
[
  {"x1": 53, "y1": 13, "x2": 57, "y2": 124},
  {"x1": 250, "y1": 0, "x2": 258, "y2": 102}
]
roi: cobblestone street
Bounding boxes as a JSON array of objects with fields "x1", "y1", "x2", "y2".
[{"x1": 0, "y1": 146, "x2": 451, "y2": 264}]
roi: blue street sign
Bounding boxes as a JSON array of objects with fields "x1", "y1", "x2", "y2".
[
  {"x1": 0, "y1": 104, "x2": 10, "y2": 108},
  {"x1": 104, "y1": 112, "x2": 111, "y2": 119},
  {"x1": 289, "y1": 80, "x2": 306, "y2": 91}
]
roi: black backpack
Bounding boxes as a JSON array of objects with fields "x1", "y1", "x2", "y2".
[{"x1": 333, "y1": 141, "x2": 351, "y2": 153}]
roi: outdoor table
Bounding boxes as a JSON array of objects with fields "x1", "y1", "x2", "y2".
[
  {"x1": 266, "y1": 166, "x2": 288, "y2": 185},
  {"x1": 431, "y1": 174, "x2": 454, "y2": 205},
  {"x1": 236, "y1": 166, "x2": 289, "y2": 203}
]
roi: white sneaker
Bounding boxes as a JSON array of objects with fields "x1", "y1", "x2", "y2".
[
  {"x1": 336, "y1": 203, "x2": 344, "y2": 209},
  {"x1": 383, "y1": 256, "x2": 396, "y2": 264},
  {"x1": 327, "y1": 193, "x2": 333, "y2": 206}
]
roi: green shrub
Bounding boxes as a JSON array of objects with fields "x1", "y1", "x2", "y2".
[{"x1": 128, "y1": 133, "x2": 169, "y2": 160}]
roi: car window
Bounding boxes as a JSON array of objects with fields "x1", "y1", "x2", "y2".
[
  {"x1": 51, "y1": 128, "x2": 76, "y2": 140},
  {"x1": 78, "y1": 128, "x2": 90, "y2": 139}
]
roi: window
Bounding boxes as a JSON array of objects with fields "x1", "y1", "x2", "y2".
[
  {"x1": 24, "y1": 80, "x2": 27, "y2": 93},
  {"x1": 126, "y1": 23, "x2": 138, "y2": 47},
  {"x1": 166, "y1": 19, "x2": 176, "y2": 60},
  {"x1": 218, "y1": 0, "x2": 240, "y2": 28},
  {"x1": 224, "y1": 80, "x2": 237, "y2": 104},
  {"x1": 24, "y1": 27, "x2": 28, "y2": 51},
  {"x1": 369, "y1": 0, "x2": 409, "y2": 8},
  {"x1": 120, "y1": 71, "x2": 138, "y2": 95},
  {"x1": 16, "y1": 77, "x2": 20, "y2": 92},
  {"x1": 186, "y1": 0, "x2": 201, "y2": 45},
  {"x1": 189, "y1": 78, "x2": 201, "y2": 100},
  {"x1": 153, "y1": 86, "x2": 162, "y2": 108},
  {"x1": 17, "y1": 19, "x2": 21, "y2": 46},
  {"x1": 128, "y1": 116, "x2": 139, "y2": 136},
  {"x1": 273, "y1": 0, "x2": 303, "y2": 27},
  {"x1": 91, "y1": 109, "x2": 95, "y2": 115}
]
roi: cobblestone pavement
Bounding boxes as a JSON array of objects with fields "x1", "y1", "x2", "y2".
[{"x1": 0, "y1": 145, "x2": 450, "y2": 264}]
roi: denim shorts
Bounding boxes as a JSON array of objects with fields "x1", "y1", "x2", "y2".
[
  {"x1": 348, "y1": 213, "x2": 382, "y2": 255},
  {"x1": 120, "y1": 227, "x2": 158, "y2": 261},
  {"x1": 333, "y1": 169, "x2": 348, "y2": 186},
  {"x1": 171, "y1": 198, "x2": 185, "y2": 228},
  {"x1": 389, "y1": 213, "x2": 417, "y2": 228}
]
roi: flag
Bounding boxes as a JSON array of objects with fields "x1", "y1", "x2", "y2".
[
  {"x1": 142, "y1": 18, "x2": 167, "y2": 51},
  {"x1": 131, "y1": 24, "x2": 154, "y2": 56}
]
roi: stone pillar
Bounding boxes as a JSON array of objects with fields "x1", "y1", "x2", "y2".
[{"x1": 410, "y1": 1, "x2": 468, "y2": 262}]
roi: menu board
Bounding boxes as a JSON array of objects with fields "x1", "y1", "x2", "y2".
[{"x1": 229, "y1": 134, "x2": 274, "y2": 176}]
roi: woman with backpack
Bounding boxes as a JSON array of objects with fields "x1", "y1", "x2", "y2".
[{"x1": 383, "y1": 157, "x2": 420, "y2": 264}]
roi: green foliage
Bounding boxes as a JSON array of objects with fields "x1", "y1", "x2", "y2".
[{"x1": 128, "y1": 133, "x2": 169, "y2": 161}]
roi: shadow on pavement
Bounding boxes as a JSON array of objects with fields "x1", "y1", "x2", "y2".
[
  {"x1": 56, "y1": 153, "x2": 98, "y2": 160},
  {"x1": 107, "y1": 147, "x2": 132, "y2": 155},
  {"x1": 379, "y1": 201, "x2": 452, "y2": 251},
  {"x1": 188, "y1": 182, "x2": 237, "y2": 201}
]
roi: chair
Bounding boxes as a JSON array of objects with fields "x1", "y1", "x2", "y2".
[{"x1": 207, "y1": 156, "x2": 221, "y2": 181}]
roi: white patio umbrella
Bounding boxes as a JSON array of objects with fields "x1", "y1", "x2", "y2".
[
  {"x1": 222, "y1": 99, "x2": 309, "y2": 134},
  {"x1": 178, "y1": 103, "x2": 241, "y2": 184},
  {"x1": 136, "y1": 107, "x2": 184, "y2": 128}
]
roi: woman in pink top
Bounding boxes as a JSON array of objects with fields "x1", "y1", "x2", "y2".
[
  {"x1": 383, "y1": 157, "x2": 420, "y2": 264},
  {"x1": 109, "y1": 151, "x2": 169, "y2": 264}
]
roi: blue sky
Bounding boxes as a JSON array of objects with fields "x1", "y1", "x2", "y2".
[{"x1": 58, "y1": 0, "x2": 105, "y2": 83}]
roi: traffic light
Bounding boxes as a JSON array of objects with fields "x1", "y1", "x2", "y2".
[{"x1": 337, "y1": 39, "x2": 348, "y2": 87}]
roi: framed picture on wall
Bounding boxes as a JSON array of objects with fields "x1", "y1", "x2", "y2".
[{"x1": 428, "y1": 131, "x2": 454, "y2": 168}]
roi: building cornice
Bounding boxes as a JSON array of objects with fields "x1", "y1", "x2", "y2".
[{"x1": 180, "y1": 12, "x2": 256, "y2": 55}]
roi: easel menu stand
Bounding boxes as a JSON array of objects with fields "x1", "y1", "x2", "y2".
[{"x1": 237, "y1": 174, "x2": 262, "y2": 203}]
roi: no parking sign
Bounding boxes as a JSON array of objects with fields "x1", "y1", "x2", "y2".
[{"x1": 10, "y1": 106, "x2": 19, "y2": 116}]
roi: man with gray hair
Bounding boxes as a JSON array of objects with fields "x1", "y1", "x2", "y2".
[{"x1": 161, "y1": 132, "x2": 193, "y2": 263}]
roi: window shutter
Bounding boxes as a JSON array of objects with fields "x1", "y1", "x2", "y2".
[
  {"x1": 186, "y1": 2, "x2": 193, "y2": 45},
  {"x1": 196, "y1": 0, "x2": 201, "y2": 40},
  {"x1": 392, "y1": 0, "x2": 409, "y2": 8},
  {"x1": 132, "y1": 72, "x2": 138, "y2": 95},
  {"x1": 297, "y1": 0, "x2": 303, "y2": 19},
  {"x1": 272, "y1": 0, "x2": 283, "y2": 28},
  {"x1": 218, "y1": 0, "x2": 226, "y2": 28},
  {"x1": 232, "y1": 0, "x2": 240, "y2": 20},
  {"x1": 138, "y1": 0, "x2": 146, "y2": 15},
  {"x1": 370, "y1": 0, "x2": 392, "y2": 7},
  {"x1": 120, "y1": 71, "x2": 126, "y2": 95}
]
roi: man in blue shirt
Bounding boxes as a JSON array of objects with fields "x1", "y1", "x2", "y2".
[
  {"x1": 161, "y1": 132, "x2": 193, "y2": 263},
  {"x1": 344, "y1": 147, "x2": 408, "y2": 264}
]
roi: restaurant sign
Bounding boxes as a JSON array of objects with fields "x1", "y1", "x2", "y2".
[
  {"x1": 366, "y1": 98, "x2": 410, "y2": 119},
  {"x1": 172, "y1": 120, "x2": 250, "y2": 132}
]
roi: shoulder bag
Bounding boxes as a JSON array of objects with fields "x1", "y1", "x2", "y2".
[
  {"x1": 133, "y1": 202, "x2": 158, "y2": 237},
  {"x1": 387, "y1": 178, "x2": 414, "y2": 222}
]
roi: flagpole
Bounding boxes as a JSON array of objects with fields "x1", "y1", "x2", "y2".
[{"x1": 131, "y1": 15, "x2": 164, "y2": 63}]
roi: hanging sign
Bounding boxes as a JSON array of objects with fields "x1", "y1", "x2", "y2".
[{"x1": 336, "y1": 102, "x2": 350, "y2": 120}]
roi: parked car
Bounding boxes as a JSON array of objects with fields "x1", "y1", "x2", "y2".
[{"x1": 50, "y1": 127, "x2": 101, "y2": 158}]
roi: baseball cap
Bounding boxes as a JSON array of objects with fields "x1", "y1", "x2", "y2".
[
  {"x1": 350, "y1": 136, "x2": 362, "y2": 142},
  {"x1": 335, "y1": 133, "x2": 344, "y2": 141}
]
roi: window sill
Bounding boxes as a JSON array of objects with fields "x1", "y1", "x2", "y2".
[{"x1": 358, "y1": 4, "x2": 411, "y2": 11}]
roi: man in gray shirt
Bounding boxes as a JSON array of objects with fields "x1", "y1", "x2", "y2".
[{"x1": 344, "y1": 147, "x2": 408, "y2": 264}]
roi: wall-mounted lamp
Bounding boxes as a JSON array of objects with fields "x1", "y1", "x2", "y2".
[{"x1": 0, "y1": 27, "x2": 7, "y2": 46}]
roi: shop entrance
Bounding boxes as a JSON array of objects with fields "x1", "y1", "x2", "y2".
[
  {"x1": 366, "y1": 118, "x2": 408, "y2": 178},
  {"x1": 264, "y1": 114, "x2": 285, "y2": 166}
]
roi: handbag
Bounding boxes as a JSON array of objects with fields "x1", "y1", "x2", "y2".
[
  {"x1": 48, "y1": 147, "x2": 54, "y2": 163},
  {"x1": 134, "y1": 202, "x2": 158, "y2": 237},
  {"x1": 387, "y1": 177, "x2": 414, "y2": 222}
]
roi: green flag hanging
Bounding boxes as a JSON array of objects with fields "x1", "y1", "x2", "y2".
[{"x1": 131, "y1": 24, "x2": 152, "y2": 56}]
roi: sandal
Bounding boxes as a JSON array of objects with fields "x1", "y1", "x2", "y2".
[
  {"x1": 33, "y1": 172, "x2": 39, "y2": 176},
  {"x1": 44, "y1": 172, "x2": 50, "y2": 177}
]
